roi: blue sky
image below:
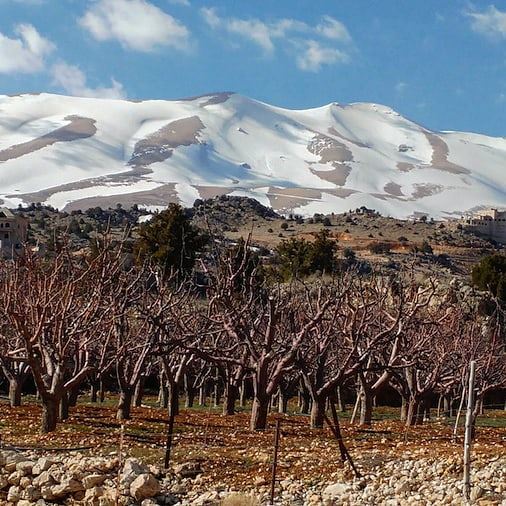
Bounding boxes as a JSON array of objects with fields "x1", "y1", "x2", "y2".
[{"x1": 0, "y1": 0, "x2": 505, "y2": 136}]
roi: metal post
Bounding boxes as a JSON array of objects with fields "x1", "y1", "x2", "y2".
[
  {"x1": 270, "y1": 419, "x2": 282, "y2": 505},
  {"x1": 463, "y1": 360, "x2": 476, "y2": 501}
]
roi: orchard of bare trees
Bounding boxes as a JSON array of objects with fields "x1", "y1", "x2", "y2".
[{"x1": 0, "y1": 236, "x2": 504, "y2": 436}]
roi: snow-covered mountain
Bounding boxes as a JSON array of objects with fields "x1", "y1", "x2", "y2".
[{"x1": 0, "y1": 92, "x2": 505, "y2": 218}]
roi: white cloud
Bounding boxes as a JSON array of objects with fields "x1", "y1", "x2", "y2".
[
  {"x1": 201, "y1": 9, "x2": 352, "y2": 71},
  {"x1": 466, "y1": 5, "x2": 506, "y2": 39},
  {"x1": 316, "y1": 15, "x2": 351, "y2": 42},
  {"x1": 296, "y1": 40, "x2": 348, "y2": 72},
  {"x1": 200, "y1": 7, "x2": 221, "y2": 29},
  {"x1": 79, "y1": 0, "x2": 190, "y2": 52},
  {"x1": 201, "y1": 8, "x2": 281, "y2": 53},
  {"x1": 226, "y1": 18, "x2": 277, "y2": 54},
  {"x1": 0, "y1": 23, "x2": 55, "y2": 74},
  {"x1": 51, "y1": 61, "x2": 126, "y2": 99}
]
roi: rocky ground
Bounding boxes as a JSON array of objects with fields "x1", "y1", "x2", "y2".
[
  {"x1": 0, "y1": 449, "x2": 504, "y2": 505},
  {"x1": 1, "y1": 401, "x2": 505, "y2": 505}
]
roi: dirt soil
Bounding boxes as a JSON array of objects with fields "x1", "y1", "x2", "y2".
[{"x1": 0, "y1": 400, "x2": 504, "y2": 489}]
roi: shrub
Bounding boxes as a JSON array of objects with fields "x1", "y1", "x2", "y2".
[
  {"x1": 420, "y1": 241, "x2": 433, "y2": 255},
  {"x1": 274, "y1": 229, "x2": 338, "y2": 279},
  {"x1": 472, "y1": 254, "x2": 506, "y2": 302},
  {"x1": 398, "y1": 236, "x2": 408, "y2": 243},
  {"x1": 343, "y1": 247, "x2": 356, "y2": 261},
  {"x1": 322, "y1": 217, "x2": 332, "y2": 226},
  {"x1": 280, "y1": 222, "x2": 289, "y2": 230},
  {"x1": 369, "y1": 242, "x2": 392, "y2": 254}
]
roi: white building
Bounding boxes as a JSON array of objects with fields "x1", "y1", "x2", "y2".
[{"x1": 462, "y1": 208, "x2": 506, "y2": 244}]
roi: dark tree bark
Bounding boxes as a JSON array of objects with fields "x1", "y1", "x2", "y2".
[
  {"x1": 117, "y1": 389, "x2": 133, "y2": 421},
  {"x1": 223, "y1": 383, "x2": 238, "y2": 415},
  {"x1": 8, "y1": 377, "x2": 23, "y2": 407},
  {"x1": 250, "y1": 395, "x2": 270, "y2": 431},
  {"x1": 41, "y1": 397, "x2": 59, "y2": 433}
]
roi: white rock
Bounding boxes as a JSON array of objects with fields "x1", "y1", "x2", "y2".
[
  {"x1": 32, "y1": 471, "x2": 55, "y2": 488},
  {"x1": 322, "y1": 482, "x2": 352, "y2": 502},
  {"x1": 7, "y1": 484, "x2": 22, "y2": 502},
  {"x1": 83, "y1": 473, "x2": 107, "y2": 489},
  {"x1": 130, "y1": 473, "x2": 161, "y2": 501},
  {"x1": 16, "y1": 461, "x2": 35, "y2": 475},
  {"x1": 32, "y1": 457, "x2": 57, "y2": 475}
]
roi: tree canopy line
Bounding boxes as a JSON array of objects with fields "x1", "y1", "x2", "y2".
[{"x1": 0, "y1": 204, "x2": 504, "y2": 434}]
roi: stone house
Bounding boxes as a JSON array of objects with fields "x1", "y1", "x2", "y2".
[
  {"x1": 0, "y1": 208, "x2": 28, "y2": 257},
  {"x1": 462, "y1": 208, "x2": 506, "y2": 244}
]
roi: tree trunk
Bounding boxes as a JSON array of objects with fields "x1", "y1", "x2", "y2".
[
  {"x1": 184, "y1": 375, "x2": 195, "y2": 409},
  {"x1": 134, "y1": 377, "x2": 145, "y2": 407},
  {"x1": 250, "y1": 396, "x2": 270, "y2": 431},
  {"x1": 8, "y1": 377, "x2": 23, "y2": 407},
  {"x1": 406, "y1": 397, "x2": 424, "y2": 426},
  {"x1": 310, "y1": 395, "x2": 326, "y2": 429},
  {"x1": 168, "y1": 383, "x2": 179, "y2": 418},
  {"x1": 68, "y1": 386, "x2": 79, "y2": 407},
  {"x1": 59, "y1": 392, "x2": 69, "y2": 421},
  {"x1": 400, "y1": 396, "x2": 408, "y2": 421},
  {"x1": 337, "y1": 387, "x2": 345, "y2": 412},
  {"x1": 159, "y1": 383, "x2": 169, "y2": 409},
  {"x1": 359, "y1": 387, "x2": 373, "y2": 426},
  {"x1": 299, "y1": 388, "x2": 311, "y2": 415},
  {"x1": 278, "y1": 388, "x2": 288, "y2": 414},
  {"x1": 239, "y1": 379, "x2": 246, "y2": 408},
  {"x1": 198, "y1": 385, "x2": 206, "y2": 407},
  {"x1": 213, "y1": 371, "x2": 220, "y2": 408},
  {"x1": 443, "y1": 395, "x2": 451, "y2": 418},
  {"x1": 223, "y1": 383, "x2": 238, "y2": 416},
  {"x1": 117, "y1": 389, "x2": 133, "y2": 421},
  {"x1": 90, "y1": 381, "x2": 99, "y2": 403},
  {"x1": 99, "y1": 380, "x2": 105, "y2": 403},
  {"x1": 41, "y1": 397, "x2": 59, "y2": 433}
]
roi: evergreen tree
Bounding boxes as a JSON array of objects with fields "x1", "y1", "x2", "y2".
[
  {"x1": 134, "y1": 204, "x2": 207, "y2": 274},
  {"x1": 472, "y1": 254, "x2": 506, "y2": 302}
]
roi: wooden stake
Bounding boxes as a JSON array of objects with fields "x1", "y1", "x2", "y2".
[
  {"x1": 164, "y1": 408, "x2": 176, "y2": 469},
  {"x1": 463, "y1": 360, "x2": 476, "y2": 502},
  {"x1": 270, "y1": 419, "x2": 282, "y2": 505},
  {"x1": 324, "y1": 403, "x2": 362, "y2": 479},
  {"x1": 453, "y1": 384, "x2": 466, "y2": 442},
  {"x1": 116, "y1": 424, "x2": 125, "y2": 506}
]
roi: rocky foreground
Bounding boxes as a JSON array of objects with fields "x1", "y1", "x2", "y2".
[{"x1": 0, "y1": 449, "x2": 504, "y2": 505}]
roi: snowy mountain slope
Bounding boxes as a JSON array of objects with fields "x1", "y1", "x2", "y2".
[{"x1": 0, "y1": 92, "x2": 504, "y2": 218}]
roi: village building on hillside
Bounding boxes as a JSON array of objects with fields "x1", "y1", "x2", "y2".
[
  {"x1": 0, "y1": 208, "x2": 28, "y2": 257},
  {"x1": 462, "y1": 208, "x2": 506, "y2": 244}
]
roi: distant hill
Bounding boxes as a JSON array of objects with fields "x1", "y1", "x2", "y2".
[{"x1": 1, "y1": 92, "x2": 505, "y2": 218}]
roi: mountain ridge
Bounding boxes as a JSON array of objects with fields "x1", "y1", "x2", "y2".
[{"x1": 0, "y1": 92, "x2": 504, "y2": 218}]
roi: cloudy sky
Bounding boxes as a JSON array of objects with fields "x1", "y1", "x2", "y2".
[{"x1": 0, "y1": 0, "x2": 505, "y2": 136}]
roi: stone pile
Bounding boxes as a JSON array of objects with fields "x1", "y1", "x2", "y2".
[
  {"x1": 0, "y1": 450, "x2": 504, "y2": 505},
  {"x1": 0, "y1": 451, "x2": 173, "y2": 505}
]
